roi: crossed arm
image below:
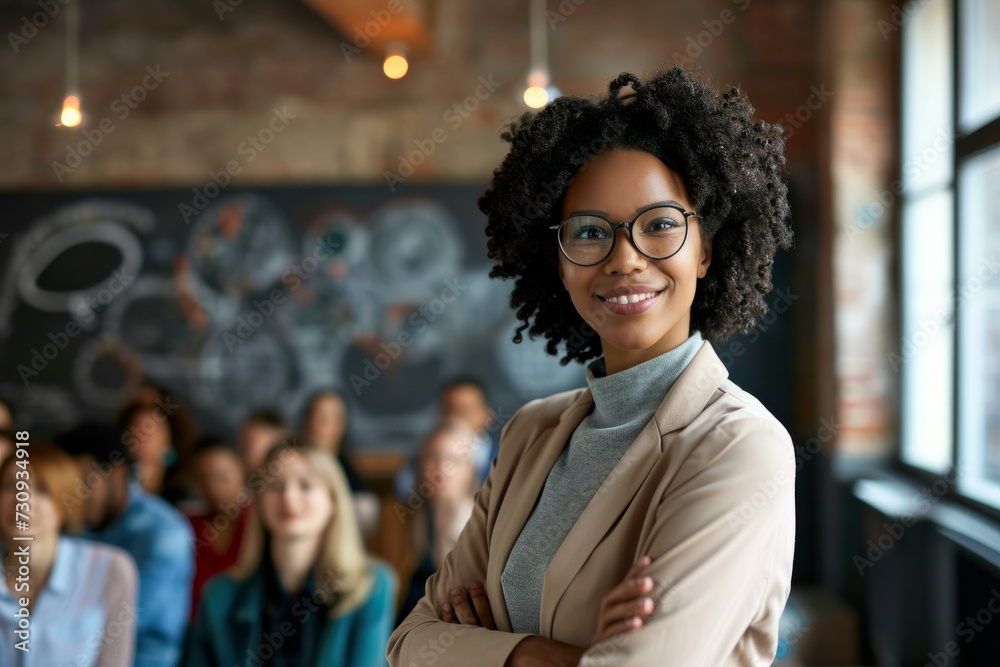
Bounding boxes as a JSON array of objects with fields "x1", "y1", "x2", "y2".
[
  {"x1": 387, "y1": 415, "x2": 795, "y2": 667},
  {"x1": 439, "y1": 556, "x2": 659, "y2": 667}
]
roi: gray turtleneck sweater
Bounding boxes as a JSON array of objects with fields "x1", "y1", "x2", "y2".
[{"x1": 500, "y1": 330, "x2": 704, "y2": 634}]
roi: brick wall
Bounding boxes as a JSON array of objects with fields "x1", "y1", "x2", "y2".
[{"x1": 0, "y1": 0, "x2": 823, "y2": 190}]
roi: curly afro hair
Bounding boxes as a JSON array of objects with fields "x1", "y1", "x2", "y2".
[{"x1": 479, "y1": 65, "x2": 794, "y2": 366}]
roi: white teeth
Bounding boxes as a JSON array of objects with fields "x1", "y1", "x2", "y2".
[{"x1": 602, "y1": 291, "x2": 660, "y2": 304}]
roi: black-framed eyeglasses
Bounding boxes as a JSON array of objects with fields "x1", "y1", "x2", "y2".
[{"x1": 549, "y1": 202, "x2": 696, "y2": 266}]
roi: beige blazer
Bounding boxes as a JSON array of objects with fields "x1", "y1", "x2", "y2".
[{"x1": 387, "y1": 340, "x2": 796, "y2": 666}]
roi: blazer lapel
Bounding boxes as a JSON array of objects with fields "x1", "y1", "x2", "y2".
[
  {"x1": 486, "y1": 386, "x2": 594, "y2": 632},
  {"x1": 538, "y1": 341, "x2": 729, "y2": 637}
]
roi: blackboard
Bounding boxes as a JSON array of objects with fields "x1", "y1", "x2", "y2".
[{"x1": 0, "y1": 184, "x2": 587, "y2": 450}]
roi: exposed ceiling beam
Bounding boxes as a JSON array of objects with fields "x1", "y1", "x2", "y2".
[{"x1": 301, "y1": 0, "x2": 430, "y2": 57}]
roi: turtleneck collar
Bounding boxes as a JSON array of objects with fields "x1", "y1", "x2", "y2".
[{"x1": 583, "y1": 330, "x2": 704, "y2": 429}]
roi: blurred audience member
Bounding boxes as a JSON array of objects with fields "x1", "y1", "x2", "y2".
[
  {"x1": 393, "y1": 377, "x2": 499, "y2": 498},
  {"x1": 0, "y1": 396, "x2": 13, "y2": 430},
  {"x1": 118, "y1": 400, "x2": 195, "y2": 504},
  {"x1": 300, "y1": 390, "x2": 369, "y2": 492},
  {"x1": 0, "y1": 443, "x2": 138, "y2": 666},
  {"x1": 187, "y1": 436, "x2": 252, "y2": 619},
  {"x1": 237, "y1": 409, "x2": 289, "y2": 479},
  {"x1": 117, "y1": 381, "x2": 200, "y2": 478},
  {"x1": 374, "y1": 420, "x2": 479, "y2": 624},
  {"x1": 300, "y1": 390, "x2": 379, "y2": 543},
  {"x1": 0, "y1": 429, "x2": 14, "y2": 466},
  {"x1": 185, "y1": 443, "x2": 397, "y2": 667},
  {"x1": 56, "y1": 422, "x2": 194, "y2": 667}
]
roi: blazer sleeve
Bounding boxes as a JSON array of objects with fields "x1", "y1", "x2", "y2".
[
  {"x1": 386, "y1": 408, "x2": 538, "y2": 667},
  {"x1": 579, "y1": 417, "x2": 796, "y2": 667}
]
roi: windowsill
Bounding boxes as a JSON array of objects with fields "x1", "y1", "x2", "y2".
[{"x1": 853, "y1": 472, "x2": 1000, "y2": 572}]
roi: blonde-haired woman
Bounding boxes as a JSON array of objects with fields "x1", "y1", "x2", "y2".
[{"x1": 185, "y1": 442, "x2": 397, "y2": 667}]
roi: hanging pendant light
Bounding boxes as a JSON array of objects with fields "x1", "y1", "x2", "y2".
[
  {"x1": 523, "y1": 0, "x2": 559, "y2": 109},
  {"x1": 58, "y1": 0, "x2": 81, "y2": 127}
]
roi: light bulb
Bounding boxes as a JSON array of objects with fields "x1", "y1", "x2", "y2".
[
  {"x1": 523, "y1": 86, "x2": 548, "y2": 108},
  {"x1": 383, "y1": 54, "x2": 408, "y2": 79},
  {"x1": 60, "y1": 94, "x2": 82, "y2": 127}
]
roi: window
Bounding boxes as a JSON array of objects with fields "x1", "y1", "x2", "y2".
[
  {"x1": 899, "y1": 0, "x2": 954, "y2": 474},
  {"x1": 899, "y1": 0, "x2": 1000, "y2": 510}
]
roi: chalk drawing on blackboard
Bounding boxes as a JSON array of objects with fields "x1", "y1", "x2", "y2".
[
  {"x1": 368, "y1": 200, "x2": 463, "y2": 300},
  {"x1": 194, "y1": 321, "x2": 299, "y2": 428},
  {"x1": 72, "y1": 336, "x2": 145, "y2": 408},
  {"x1": 186, "y1": 193, "x2": 296, "y2": 299},
  {"x1": 0, "y1": 199, "x2": 154, "y2": 338},
  {"x1": 100, "y1": 275, "x2": 203, "y2": 362},
  {"x1": 494, "y1": 312, "x2": 584, "y2": 401}
]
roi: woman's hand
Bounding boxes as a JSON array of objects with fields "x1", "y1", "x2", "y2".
[
  {"x1": 439, "y1": 586, "x2": 587, "y2": 667},
  {"x1": 591, "y1": 555, "x2": 658, "y2": 646},
  {"x1": 439, "y1": 582, "x2": 495, "y2": 629}
]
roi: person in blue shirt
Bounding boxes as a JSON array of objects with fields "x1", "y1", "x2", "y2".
[
  {"x1": 0, "y1": 442, "x2": 138, "y2": 667},
  {"x1": 393, "y1": 377, "x2": 500, "y2": 499},
  {"x1": 185, "y1": 441, "x2": 397, "y2": 667},
  {"x1": 56, "y1": 422, "x2": 195, "y2": 667}
]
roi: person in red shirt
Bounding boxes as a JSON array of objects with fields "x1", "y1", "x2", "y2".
[{"x1": 186, "y1": 435, "x2": 252, "y2": 618}]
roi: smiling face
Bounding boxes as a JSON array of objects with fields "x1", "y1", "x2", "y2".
[
  {"x1": 259, "y1": 451, "x2": 335, "y2": 541},
  {"x1": 557, "y1": 149, "x2": 712, "y2": 374}
]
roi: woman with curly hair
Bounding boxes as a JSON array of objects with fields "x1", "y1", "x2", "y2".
[{"x1": 388, "y1": 65, "x2": 796, "y2": 667}]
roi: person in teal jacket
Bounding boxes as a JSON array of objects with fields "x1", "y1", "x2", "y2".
[{"x1": 185, "y1": 440, "x2": 397, "y2": 667}]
